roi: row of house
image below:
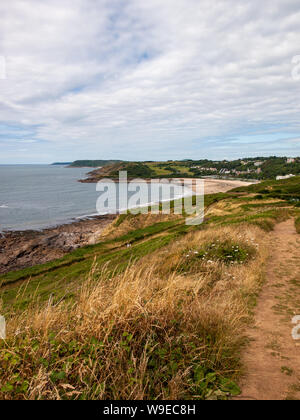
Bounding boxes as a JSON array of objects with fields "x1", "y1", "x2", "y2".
[
  {"x1": 240, "y1": 160, "x2": 264, "y2": 167},
  {"x1": 192, "y1": 158, "x2": 297, "y2": 178},
  {"x1": 241, "y1": 158, "x2": 296, "y2": 166},
  {"x1": 193, "y1": 167, "x2": 262, "y2": 176},
  {"x1": 190, "y1": 166, "x2": 218, "y2": 171},
  {"x1": 217, "y1": 167, "x2": 263, "y2": 175},
  {"x1": 275, "y1": 158, "x2": 296, "y2": 180}
]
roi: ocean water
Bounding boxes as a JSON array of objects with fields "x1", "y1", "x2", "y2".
[
  {"x1": 0, "y1": 165, "x2": 192, "y2": 232},
  {"x1": 0, "y1": 165, "x2": 100, "y2": 231}
]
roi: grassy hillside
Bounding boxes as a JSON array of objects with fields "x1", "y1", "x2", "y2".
[
  {"x1": 76, "y1": 157, "x2": 300, "y2": 182},
  {"x1": 81, "y1": 161, "x2": 194, "y2": 182},
  {"x1": 0, "y1": 177, "x2": 299, "y2": 400},
  {"x1": 232, "y1": 175, "x2": 300, "y2": 201},
  {"x1": 69, "y1": 160, "x2": 123, "y2": 168}
]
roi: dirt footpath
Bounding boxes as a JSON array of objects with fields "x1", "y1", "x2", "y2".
[{"x1": 237, "y1": 219, "x2": 300, "y2": 400}]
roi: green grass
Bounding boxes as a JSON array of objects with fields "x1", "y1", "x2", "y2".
[
  {"x1": 146, "y1": 163, "x2": 173, "y2": 176},
  {"x1": 232, "y1": 176, "x2": 300, "y2": 203},
  {"x1": 3, "y1": 179, "x2": 298, "y2": 400},
  {"x1": 1, "y1": 186, "x2": 293, "y2": 314},
  {"x1": 207, "y1": 207, "x2": 291, "y2": 232},
  {"x1": 0, "y1": 309, "x2": 242, "y2": 400},
  {"x1": 1, "y1": 179, "x2": 296, "y2": 312},
  {"x1": 1, "y1": 216, "x2": 201, "y2": 313},
  {"x1": 177, "y1": 240, "x2": 256, "y2": 274},
  {"x1": 295, "y1": 216, "x2": 300, "y2": 234},
  {"x1": 126, "y1": 162, "x2": 195, "y2": 178}
]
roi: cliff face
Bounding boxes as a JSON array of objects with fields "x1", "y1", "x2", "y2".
[
  {"x1": 79, "y1": 163, "x2": 127, "y2": 182},
  {"x1": 79, "y1": 162, "x2": 157, "y2": 183}
]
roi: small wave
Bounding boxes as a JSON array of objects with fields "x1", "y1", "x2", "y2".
[
  {"x1": 0, "y1": 204, "x2": 8, "y2": 209},
  {"x1": 75, "y1": 212, "x2": 105, "y2": 220}
]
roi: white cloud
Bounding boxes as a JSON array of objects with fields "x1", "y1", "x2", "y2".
[{"x1": 0, "y1": 0, "x2": 300, "y2": 162}]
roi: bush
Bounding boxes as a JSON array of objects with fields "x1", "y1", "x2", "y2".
[{"x1": 176, "y1": 240, "x2": 255, "y2": 275}]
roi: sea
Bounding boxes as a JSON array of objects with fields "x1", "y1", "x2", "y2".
[{"x1": 0, "y1": 165, "x2": 192, "y2": 232}]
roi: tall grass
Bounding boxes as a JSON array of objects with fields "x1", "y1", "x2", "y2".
[{"x1": 0, "y1": 225, "x2": 268, "y2": 400}]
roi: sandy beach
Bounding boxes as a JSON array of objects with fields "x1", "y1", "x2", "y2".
[{"x1": 176, "y1": 178, "x2": 256, "y2": 194}]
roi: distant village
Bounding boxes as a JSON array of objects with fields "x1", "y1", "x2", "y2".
[{"x1": 189, "y1": 157, "x2": 299, "y2": 180}]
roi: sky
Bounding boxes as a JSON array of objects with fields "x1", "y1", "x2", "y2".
[{"x1": 1, "y1": 0, "x2": 300, "y2": 164}]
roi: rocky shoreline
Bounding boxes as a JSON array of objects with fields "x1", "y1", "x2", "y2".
[{"x1": 0, "y1": 214, "x2": 116, "y2": 274}]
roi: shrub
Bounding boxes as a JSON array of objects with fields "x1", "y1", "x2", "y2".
[{"x1": 178, "y1": 240, "x2": 255, "y2": 274}]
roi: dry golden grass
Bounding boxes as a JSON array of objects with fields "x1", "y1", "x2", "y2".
[
  {"x1": 102, "y1": 212, "x2": 181, "y2": 240},
  {"x1": 205, "y1": 200, "x2": 242, "y2": 217},
  {"x1": 0, "y1": 224, "x2": 268, "y2": 400},
  {"x1": 205, "y1": 198, "x2": 286, "y2": 218}
]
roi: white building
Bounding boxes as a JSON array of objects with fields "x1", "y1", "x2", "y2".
[{"x1": 276, "y1": 174, "x2": 295, "y2": 180}]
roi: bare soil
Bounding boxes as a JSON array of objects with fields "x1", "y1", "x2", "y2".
[{"x1": 237, "y1": 219, "x2": 300, "y2": 400}]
